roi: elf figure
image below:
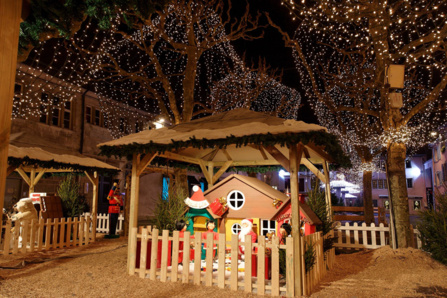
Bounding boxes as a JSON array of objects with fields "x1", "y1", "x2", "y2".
[
  {"x1": 201, "y1": 219, "x2": 218, "y2": 259},
  {"x1": 238, "y1": 218, "x2": 257, "y2": 256},
  {"x1": 106, "y1": 183, "x2": 122, "y2": 238}
]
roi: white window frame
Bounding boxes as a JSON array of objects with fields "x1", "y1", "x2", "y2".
[
  {"x1": 227, "y1": 190, "x2": 245, "y2": 210},
  {"x1": 261, "y1": 220, "x2": 276, "y2": 236},
  {"x1": 231, "y1": 223, "x2": 241, "y2": 235}
]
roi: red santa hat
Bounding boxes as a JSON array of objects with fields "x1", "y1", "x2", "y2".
[
  {"x1": 241, "y1": 218, "x2": 253, "y2": 227},
  {"x1": 184, "y1": 185, "x2": 209, "y2": 209}
]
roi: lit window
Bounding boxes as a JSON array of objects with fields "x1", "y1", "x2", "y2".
[
  {"x1": 405, "y1": 160, "x2": 412, "y2": 168},
  {"x1": 372, "y1": 180, "x2": 378, "y2": 189},
  {"x1": 227, "y1": 190, "x2": 245, "y2": 210},
  {"x1": 231, "y1": 223, "x2": 241, "y2": 235}
]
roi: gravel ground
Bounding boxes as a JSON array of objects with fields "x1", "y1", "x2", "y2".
[{"x1": 0, "y1": 236, "x2": 446, "y2": 297}]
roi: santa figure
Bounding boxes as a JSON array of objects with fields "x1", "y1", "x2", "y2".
[
  {"x1": 238, "y1": 218, "x2": 257, "y2": 255},
  {"x1": 184, "y1": 185, "x2": 209, "y2": 209}
]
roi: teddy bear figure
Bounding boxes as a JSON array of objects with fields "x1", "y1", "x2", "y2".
[{"x1": 10, "y1": 198, "x2": 38, "y2": 247}]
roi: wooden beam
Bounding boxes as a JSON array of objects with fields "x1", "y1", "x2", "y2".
[
  {"x1": 137, "y1": 152, "x2": 157, "y2": 176},
  {"x1": 212, "y1": 160, "x2": 233, "y2": 185},
  {"x1": 221, "y1": 149, "x2": 232, "y2": 161},
  {"x1": 200, "y1": 148, "x2": 219, "y2": 161},
  {"x1": 128, "y1": 153, "x2": 140, "y2": 273},
  {"x1": 213, "y1": 159, "x2": 280, "y2": 167},
  {"x1": 301, "y1": 158, "x2": 327, "y2": 184},
  {"x1": 289, "y1": 143, "x2": 303, "y2": 296},
  {"x1": 7, "y1": 165, "x2": 17, "y2": 176},
  {"x1": 0, "y1": 0, "x2": 22, "y2": 237},
  {"x1": 16, "y1": 167, "x2": 31, "y2": 185},
  {"x1": 198, "y1": 159, "x2": 212, "y2": 186},
  {"x1": 262, "y1": 145, "x2": 290, "y2": 172},
  {"x1": 322, "y1": 161, "x2": 332, "y2": 217},
  {"x1": 159, "y1": 151, "x2": 202, "y2": 165},
  {"x1": 302, "y1": 146, "x2": 311, "y2": 159},
  {"x1": 305, "y1": 142, "x2": 334, "y2": 163},
  {"x1": 33, "y1": 169, "x2": 47, "y2": 186},
  {"x1": 85, "y1": 170, "x2": 99, "y2": 241},
  {"x1": 29, "y1": 167, "x2": 36, "y2": 193}
]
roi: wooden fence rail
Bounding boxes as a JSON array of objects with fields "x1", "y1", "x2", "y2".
[
  {"x1": 1, "y1": 215, "x2": 94, "y2": 256},
  {"x1": 334, "y1": 222, "x2": 422, "y2": 250},
  {"x1": 130, "y1": 226, "x2": 335, "y2": 296}
]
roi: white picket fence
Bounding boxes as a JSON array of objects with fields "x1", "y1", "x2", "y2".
[
  {"x1": 1, "y1": 216, "x2": 94, "y2": 255},
  {"x1": 82, "y1": 212, "x2": 124, "y2": 234},
  {"x1": 131, "y1": 226, "x2": 335, "y2": 296},
  {"x1": 334, "y1": 222, "x2": 422, "y2": 250}
]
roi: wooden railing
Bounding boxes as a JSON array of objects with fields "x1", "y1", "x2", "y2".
[
  {"x1": 1, "y1": 215, "x2": 94, "y2": 255},
  {"x1": 332, "y1": 206, "x2": 365, "y2": 221},
  {"x1": 129, "y1": 226, "x2": 335, "y2": 296},
  {"x1": 334, "y1": 222, "x2": 422, "y2": 250}
]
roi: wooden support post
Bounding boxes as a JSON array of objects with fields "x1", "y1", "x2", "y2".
[
  {"x1": 29, "y1": 168, "x2": 36, "y2": 194},
  {"x1": 289, "y1": 144, "x2": 303, "y2": 296},
  {"x1": 85, "y1": 171, "x2": 99, "y2": 241},
  {"x1": 199, "y1": 160, "x2": 212, "y2": 188},
  {"x1": 127, "y1": 154, "x2": 141, "y2": 273},
  {"x1": 0, "y1": 0, "x2": 22, "y2": 235},
  {"x1": 322, "y1": 161, "x2": 332, "y2": 218}
]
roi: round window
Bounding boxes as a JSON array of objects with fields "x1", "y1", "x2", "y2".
[
  {"x1": 227, "y1": 190, "x2": 245, "y2": 210},
  {"x1": 231, "y1": 223, "x2": 241, "y2": 235}
]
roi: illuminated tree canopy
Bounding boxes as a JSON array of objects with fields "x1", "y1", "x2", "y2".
[
  {"x1": 276, "y1": 0, "x2": 447, "y2": 247},
  {"x1": 16, "y1": 0, "x2": 301, "y2": 138}
]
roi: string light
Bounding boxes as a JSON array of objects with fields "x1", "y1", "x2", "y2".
[
  {"x1": 279, "y1": 0, "x2": 447, "y2": 177},
  {"x1": 15, "y1": 0, "x2": 300, "y2": 139}
]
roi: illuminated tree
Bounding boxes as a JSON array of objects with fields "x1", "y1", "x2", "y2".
[
  {"x1": 20, "y1": 0, "x2": 301, "y2": 138},
  {"x1": 18, "y1": 0, "x2": 169, "y2": 63},
  {"x1": 210, "y1": 57, "x2": 301, "y2": 119},
  {"x1": 275, "y1": 0, "x2": 447, "y2": 247}
]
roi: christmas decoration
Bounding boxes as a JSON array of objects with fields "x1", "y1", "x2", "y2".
[{"x1": 184, "y1": 185, "x2": 209, "y2": 209}]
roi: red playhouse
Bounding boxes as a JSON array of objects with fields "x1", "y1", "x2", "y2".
[{"x1": 272, "y1": 194, "x2": 322, "y2": 236}]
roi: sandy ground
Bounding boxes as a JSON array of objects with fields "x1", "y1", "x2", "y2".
[{"x1": 0, "y1": 236, "x2": 446, "y2": 297}]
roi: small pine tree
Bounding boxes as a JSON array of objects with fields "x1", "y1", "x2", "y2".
[
  {"x1": 154, "y1": 180, "x2": 188, "y2": 232},
  {"x1": 417, "y1": 191, "x2": 447, "y2": 265},
  {"x1": 57, "y1": 174, "x2": 84, "y2": 217},
  {"x1": 306, "y1": 179, "x2": 337, "y2": 253}
]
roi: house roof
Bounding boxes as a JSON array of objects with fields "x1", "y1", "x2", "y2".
[
  {"x1": 204, "y1": 174, "x2": 289, "y2": 202},
  {"x1": 271, "y1": 197, "x2": 323, "y2": 225},
  {"x1": 8, "y1": 144, "x2": 119, "y2": 174},
  {"x1": 98, "y1": 109, "x2": 351, "y2": 168}
]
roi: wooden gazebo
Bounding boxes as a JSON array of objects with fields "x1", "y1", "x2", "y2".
[
  {"x1": 98, "y1": 108, "x2": 349, "y2": 295},
  {"x1": 6, "y1": 144, "x2": 119, "y2": 239}
]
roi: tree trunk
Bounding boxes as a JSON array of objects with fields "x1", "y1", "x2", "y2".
[
  {"x1": 386, "y1": 142, "x2": 412, "y2": 248},
  {"x1": 362, "y1": 170, "x2": 374, "y2": 224}
]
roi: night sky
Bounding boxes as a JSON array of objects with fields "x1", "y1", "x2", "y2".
[{"x1": 231, "y1": 0, "x2": 318, "y2": 124}]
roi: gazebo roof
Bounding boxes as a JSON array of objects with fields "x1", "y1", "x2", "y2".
[
  {"x1": 8, "y1": 144, "x2": 119, "y2": 175},
  {"x1": 99, "y1": 109, "x2": 350, "y2": 168}
]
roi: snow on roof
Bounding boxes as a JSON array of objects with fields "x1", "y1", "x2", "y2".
[
  {"x1": 99, "y1": 108, "x2": 327, "y2": 147},
  {"x1": 8, "y1": 144, "x2": 119, "y2": 172}
]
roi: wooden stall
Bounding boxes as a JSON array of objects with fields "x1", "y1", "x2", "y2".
[
  {"x1": 4, "y1": 144, "x2": 119, "y2": 242},
  {"x1": 98, "y1": 108, "x2": 349, "y2": 296}
]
